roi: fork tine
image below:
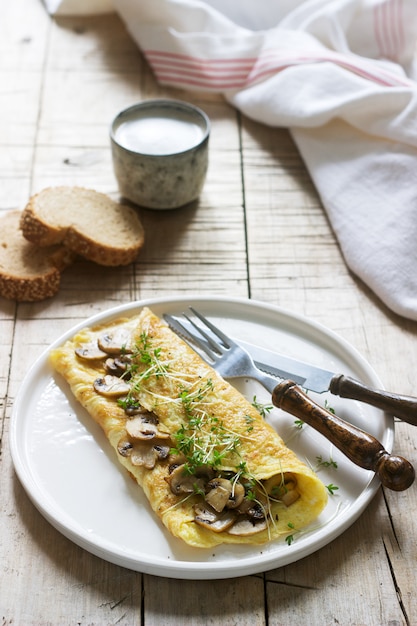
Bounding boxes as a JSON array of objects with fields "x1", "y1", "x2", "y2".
[
  {"x1": 165, "y1": 314, "x2": 217, "y2": 360},
  {"x1": 183, "y1": 313, "x2": 224, "y2": 355},
  {"x1": 188, "y1": 307, "x2": 234, "y2": 349}
]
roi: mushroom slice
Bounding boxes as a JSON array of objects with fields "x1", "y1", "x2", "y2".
[
  {"x1": 117, "y1": 437, "x2": 133, "y2": 457},
  {"x1": 194, "y1": 504, "x2": 237, "y2": 533},
  {"x1": 226, "y1": 482, "x2": 245, "y2": 509},
  {"x1": 205, "y1": 478, "x2": 233, "y2": 513},
  {"x1": 165, "y1": 465, "x2": 212, "y2": 496},
  {"x1": 124, "y1": 404, "x2": 152, "y2": 417},
  {"x1": 154, "y1": 444, "x2": 171, "y2": 460},
  {"x1": 280, "y1": 488, "x2": 299, "y2": 507},
  {"x1": 98, "y1": 328, "x2": 132, "y2": 355},
  {"x1": 93, "y1": 375, "x2": 130, "y2": 397},
  {"x1": 115, "y1": 356, "x2": 132, "y2": 374},
  {"x1": 227, "y1": 516, "x2": 268, "y2": 536},
  {"x1": 104, "y1": 358, "x2": 121, "y2": 375},
  {"x1": 167, "y1": 454, "x2": 187, "y2": 474},
  {"x1": 264, "y1": 472, "x2": 295, "y2": 495},
  {"x1": 75, "y1": 341, "x2": 107, "y2": 361},
  {"x1": 130, "y1": 441, "x2": 158, "y2": 469},
  {"x1": 264, "y1": 473, "x2": 299, "y2": 506},
  {"x1": 236, "y1": 498, "x2": 266, "y2": 521},
  {"x1": 126, "y1": 415, "x2": 170, "y2": 441},
  {"x1": 104, "y1": 356, "x2": 132, "y2": 377},
  {"x1": 247, "y1": 502, "x2": 266, "y2": 521}
]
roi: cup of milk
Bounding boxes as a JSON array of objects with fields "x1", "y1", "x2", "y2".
[{"x1": 110, "y1": 99, "x2": 210, "y2": 210}]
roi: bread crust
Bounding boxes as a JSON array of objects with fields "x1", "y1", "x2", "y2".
[
  {"x1": 0, "y1": 210, "x2": 74, "y2": 301},
  {"x1": 20, "y1": 187, "x2": 145, "y2": 266},
  {"x1": 19, "y1": 206, "x2": 60, "y2": 246},
  {"x1": 0, "y1": 270, "x2": 61, "y2": 301}
]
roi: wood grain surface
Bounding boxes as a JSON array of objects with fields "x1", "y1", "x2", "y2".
[{"x1": 1, "y1": 1, "x2": 416, "y2": 624}]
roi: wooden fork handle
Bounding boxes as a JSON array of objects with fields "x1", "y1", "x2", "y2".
[
  {"x1": 329, "y1": 374, "x2": 417, "y2": 426},
  {"x1": 272, "y1": 380, "x2": 415, "y2": 492}
]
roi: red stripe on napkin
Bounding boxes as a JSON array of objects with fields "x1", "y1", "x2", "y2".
[
  {"x1": 144, "y1": 48, "x2": 412, "y2": 91},
  {"x1": 374, "y1": 0, "x2": 404, "y2": 61}
]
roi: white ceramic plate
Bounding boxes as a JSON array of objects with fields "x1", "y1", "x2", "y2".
[{"x1": 10, "y1": 296, "x2": 393, "y2": 580}]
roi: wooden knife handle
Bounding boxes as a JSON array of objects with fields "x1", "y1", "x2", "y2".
[
  {"x1": 272, "y1": 380, "x2": 415, "y2": 491},
  {"x1": 329, "y1": 374, "x2": 417, "y2": 426}
]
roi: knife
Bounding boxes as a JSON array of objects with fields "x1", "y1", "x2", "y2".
[
  {"x1": 238, "y1": 339, "x2": 417, "y2": 426},
  {"x1": 164, "y1": 313, "x2": 416, "y2": 490},
  {"x1": 165, "y1": 316, "x2": 417, "y2": 426}
]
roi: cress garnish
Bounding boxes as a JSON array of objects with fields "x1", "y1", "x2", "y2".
[
  {"x1": 121, "y1": 330, "x2": 302, "y2": 536},
  {"x1": 81, "y1": 326, "x2": 303, "y2": 539}
]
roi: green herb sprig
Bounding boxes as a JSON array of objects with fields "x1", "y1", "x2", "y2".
[
  {"x1": 285, "y1": 522, "x2": 297, "y2": 545},
  {"x1": 326, "y1": 483, "x2": 339, "y2": 495},
  {"x1": 252, "y1": 396, "x2": 273, "y2": 418},
  {"x1": 316, "y1": 455, "x2": 338, "y2": 470}
]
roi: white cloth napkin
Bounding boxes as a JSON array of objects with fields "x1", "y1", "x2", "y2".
[
  {"x1": 43, "y1": 0, "x2": 417, "y2": 321},
  {"x1": 42, "y1": 0, "x2": 113, "y2": 15}
]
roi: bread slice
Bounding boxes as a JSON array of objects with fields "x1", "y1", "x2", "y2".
[
  {"x1": 0, "y1": 210, "x2": 75, "y2": 301},
  {"x1": 20, "y1": 187, "x2": 145, "y2": 266}
]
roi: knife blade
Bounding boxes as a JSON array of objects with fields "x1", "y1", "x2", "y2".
[
  {"x1": 165, "y1": 315, "x2": 417, "y2": 426},
  {"x1": 237, "y1": 339, "x2": 334, "y2": 391}
]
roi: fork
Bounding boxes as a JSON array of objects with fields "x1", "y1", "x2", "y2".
[
  {"x1": 165, "y1": 307, "x2": 280, "y2": 393},
  {"x1": 163, "y1": 307, "x2": 415, "y2": 492}
]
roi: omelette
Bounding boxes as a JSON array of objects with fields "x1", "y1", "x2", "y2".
[{"x1": 50, "y1": 307, "x2": 328, "y2": 548}]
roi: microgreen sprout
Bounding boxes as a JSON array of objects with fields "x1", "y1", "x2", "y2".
[
  {"x1": 135, "y1": 333, "x2": 169, "y2": 378},
  {"x1": 244, "y1": 414, "x2": 255, "y2": 432},
  {"x1": 326, "y1": 483, "x2": 339, "y2": 495},
  {"x1": 252, "y1": 396, "x2": 273, "y2": 418},
  {"x1": 316, "y1": 455, "x2": 338, "y2": 470},
  {"x1": 285, "y1": 522, "x2": 296, "y2": 545},
  {"x1": 117, "y1": 396, "x2": 141, "y2": 411},
  {"x1": 124, "y1": 329, "x2": 288, "y2": 537},
  {"x1": 172, "y1": 389, "x2": 243, "y2": 474}
]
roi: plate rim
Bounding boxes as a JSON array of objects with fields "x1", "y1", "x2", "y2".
[{"x1": 9, "y1": 295, "x2": 393, "y2": 579}]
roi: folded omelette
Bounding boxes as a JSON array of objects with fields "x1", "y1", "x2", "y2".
[{"x1": 50, "y1": 307, "x2": 327, "y2": 548}]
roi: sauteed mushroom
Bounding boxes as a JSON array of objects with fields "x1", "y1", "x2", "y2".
[
  {"x1": 205, "y1": 478, "x2": 233, "y2": 513},
  {"x1": 93, "y1": 375, "x2": 130, "y2": 397},
  {"x1": 98, "y1": 328, "x2": 132, "y2": 355},
  {"x1": 117, "y1": 437, "x2": 133, "y2": 457},
  {"x1": 245, "y1": 502, "x2": 266, "y2": 521},
  {"x1": 166, "y1": 464, "x2": 214, "y2": 495},
  {"x1": 75, "y1": 341, "x2": 107, "y2": 361},
  {"x1": 167, "y1": 454, "x2": 187, "y2": 473},
  {"x1": 104, "y1": 356, "x2": 132, "y2": 377},
  {"x1": 126, "y1": 415, "x2": 170, "y2": 441},
  {"x1": 227, "y1": 516, "x2": 268, "y2": 536},
  {"x1": 124, "y1": 403, "x2": 149, "y2": 417},
  {"x1": 130, "y1": 441, "x2": 160, "y2": 469},
  {"x1": 117, "y1": 434, "x2": 170, "y2": 469},
  {"x1": 264, "y1": 473, "x2": 300, "y2": 507},
  {"x1": 104, "y1": 357, "x2": 120, "y2": 375},
  {"x1": 193, "y1": 503, "x2": 237, "y2": 532},
  {"x1": 154, "y1": 444, "x2": 171, "y2": 460},
  {"x1": 233, "y1": 495, "x2": 266, "y2": 525},
  {"x1": 226, "y1": 482, "x2": 245, "y2": 509}
]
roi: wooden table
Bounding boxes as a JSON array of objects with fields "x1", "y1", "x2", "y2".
[{"x1": 2, "y1": 1, "x2": 416, "y2": 624}]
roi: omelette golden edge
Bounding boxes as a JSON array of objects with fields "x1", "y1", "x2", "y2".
[{"x1": 49, "y1": 307, "x2": 328, "y2": 548}]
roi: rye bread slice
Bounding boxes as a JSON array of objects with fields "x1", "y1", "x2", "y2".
[{"x1": 20, "y1": 186, "x2": 145, "y2": 266}]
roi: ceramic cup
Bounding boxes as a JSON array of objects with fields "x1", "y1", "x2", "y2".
[{"x1": 110, "y1": 99, "x2": 210, "y2": 210}]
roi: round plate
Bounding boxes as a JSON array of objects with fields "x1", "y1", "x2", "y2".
[{"x1": 9, "y1": 296, "x2": 393, "y2": 579}]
